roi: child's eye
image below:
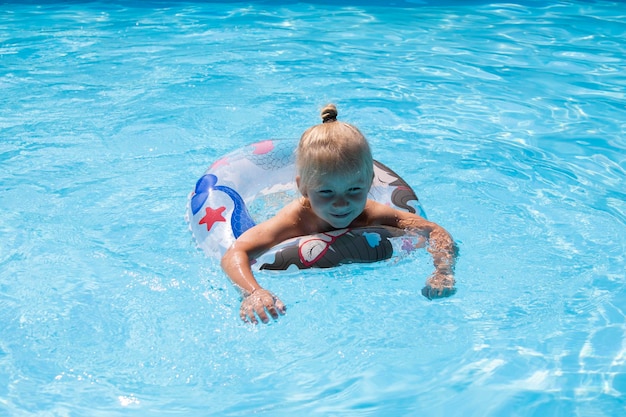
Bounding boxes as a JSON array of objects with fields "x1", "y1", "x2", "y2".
[{"x1": 348, "y1": 187, "x2": 362, "y2": 193}]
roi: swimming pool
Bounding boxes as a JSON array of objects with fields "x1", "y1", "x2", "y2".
[{"x1": 1, "y1": 0, "x2": 624, "y2": 415}]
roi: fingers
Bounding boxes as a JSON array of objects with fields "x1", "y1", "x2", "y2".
[
  {"x1": 240, "y1": 302, "x2": 260, "y2": 324},
  {"x1": 421, "y1": 284, "x2": 457, "y2": 300},
  {"x1": 239, "y1": 289, "x2": 286, "y2": 324},
  {"x1": 421, "y1": 285, "x2": 442, "y2": 300},
  {"x1": 422, "y1": 271, "x2": 456, "y2": 300},
  {"x1": 240, "y1": 309, "x2": 258, "y2": 324},
  {"x1": 274, "y1": 298, "x2": 287, "y2": 315},
  {"x1": 240, "y1": 301, "x2": 270, "y2": 324},
  {"x1": 421, "y1": 285, "x2": 432, "y2": 300}
]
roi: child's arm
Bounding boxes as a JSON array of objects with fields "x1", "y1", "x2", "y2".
[
  {"x1": 221, "y1": 233, "x2": 285, "y2": 324},
  {"x1": 221, "y1": 203, "x2": 302, "y2": 323},
  {"x1": 366, "y1": 201, "x2": 458, "y2": 299},
  {"x1": 419, "y1": 225, "x2": 457, "y2": 299}
]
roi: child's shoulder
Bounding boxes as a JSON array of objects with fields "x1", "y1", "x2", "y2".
[
  {"x1": 273, "y1": 198, "x2": 314, "y2": 226},
  {"x1": 276, "y1": 198, "x2": 327, "y2": 235},
  {"x1": 250, "y1": 199, "x2": 312, "y2": 243},
  {"x1": 276, "y1": 198, "x2": 306, "y2": 216},
  {"x1": 362, "y1": 199, "x2": 423, "y2": 228},
  {"x1": 364, "y1": 199, "x2": 396, "y2": 215}
]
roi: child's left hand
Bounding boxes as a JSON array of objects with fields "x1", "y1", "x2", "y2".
[{"x1": 422, "y1": 272, "x2": 456, "y2": 299}]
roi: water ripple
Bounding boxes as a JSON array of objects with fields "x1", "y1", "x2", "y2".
[{"x1": 1, "y1": 1, "x2": 625, "y2": 415}]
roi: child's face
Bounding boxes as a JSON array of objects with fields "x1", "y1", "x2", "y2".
[{"x1": 305, "y1": 170, "x2": 371, "y2": 229}]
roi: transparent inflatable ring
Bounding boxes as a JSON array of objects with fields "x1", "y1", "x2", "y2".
[{"x1": 186, "y1": 139, "x2": 427, "y2": 271}]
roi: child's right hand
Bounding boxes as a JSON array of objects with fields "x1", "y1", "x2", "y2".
[{"x1": 240, "y1": 288, "x2": 286, "y2": 324}]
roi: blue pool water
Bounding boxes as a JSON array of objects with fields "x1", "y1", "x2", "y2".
[{"x1": 1, "y1": 0, "x2": 625, "y2": 415}]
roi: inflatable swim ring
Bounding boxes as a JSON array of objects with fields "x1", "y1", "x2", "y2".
[{"x1": 186, "y1": 139, "x2": 427, "y2": 271}]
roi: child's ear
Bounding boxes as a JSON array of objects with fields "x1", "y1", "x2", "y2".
[{"x1": 296, "y1": 176, "x2": 307, "y2": 196}]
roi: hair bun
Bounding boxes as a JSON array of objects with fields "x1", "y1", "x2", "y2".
[{"x1": 321, "y1": 104, "x2": 338, "y2": 123}]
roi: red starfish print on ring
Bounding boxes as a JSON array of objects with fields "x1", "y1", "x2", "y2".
[{"x1": 199, "y1": 206, "x2": 226, "y2": 231}]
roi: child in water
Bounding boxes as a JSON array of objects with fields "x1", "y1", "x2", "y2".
[{"x1": 221, "y1": 104, "x2": 457, "y2": 324}]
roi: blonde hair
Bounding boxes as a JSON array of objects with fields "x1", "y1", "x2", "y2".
[{"x1": 296, "y1": 104, "x2": 374, "y2": 195}]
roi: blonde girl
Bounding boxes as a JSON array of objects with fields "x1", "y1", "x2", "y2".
[{"x1": 221, "y1": 104, "x2": 457, "y2": 324}]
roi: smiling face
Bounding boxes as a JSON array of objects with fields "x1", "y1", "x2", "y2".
[
  {"x1": 296, "y1": 110, "x2": 375, "y2": 228},
  {"x1": 299, "y1": 170, "x2": 372, "y2": 229}
]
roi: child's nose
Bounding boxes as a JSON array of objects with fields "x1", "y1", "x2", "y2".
[{"x1": 333, "y1": 196, "x2": 348, "y2": 207}]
